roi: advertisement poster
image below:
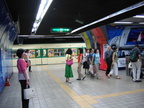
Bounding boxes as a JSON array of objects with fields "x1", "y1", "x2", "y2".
[
  {"x1": 29, "y1": 50, "x2": 35, "y2": 58},
  {"x1": 71, "y1": 48, "x2": 77, "y2": 56},
  {"x1": 118, "y1": 58, "x2": 126, "y2": 68},
  {"x1": 48, "y1": 49, "x2": 54, "y2": 57},
  {"x1": 106, "y1": 25, "x2": 144, "y2": 47},
  {"x1": 126, "y1": 28, "x2": 144, "y2": 45}
]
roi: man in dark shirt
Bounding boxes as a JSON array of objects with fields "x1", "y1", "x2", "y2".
[
  {"x1": 104, "y1": 45, "x2": 113, "y2": 76},
  {"x1": 131, "y1": 44, "x2": 142, "y2": 82}
]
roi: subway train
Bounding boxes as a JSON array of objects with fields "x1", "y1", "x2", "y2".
[{"x1": 12, "y1": 43, "x2": 86, "y2": 66}]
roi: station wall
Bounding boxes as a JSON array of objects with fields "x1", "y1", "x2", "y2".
[{"x1": 0, "y1": 0, "x2": 17, "y2": 92}]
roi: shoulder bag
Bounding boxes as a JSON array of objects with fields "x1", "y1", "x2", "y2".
[{"x1": 66, "y1": 59, "x2": 73, "y2": 65}]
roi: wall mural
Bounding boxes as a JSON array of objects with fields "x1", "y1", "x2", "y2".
[{"x1": 81, "y1": 25, "x2": 144, "y2": 70}]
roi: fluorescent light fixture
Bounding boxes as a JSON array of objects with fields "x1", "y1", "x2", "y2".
[
  {"x1": 139, "y1": 22, "x2": 144, "y2": 24},
  {"x1": 133, "y1": 15, "x2": 144, "y2": 18},
  {"x1": 71, "y1": 1, "x2": 144, "y2": 34},
  {"x1": 32, "y1": 0, "x2": 53, "y2": 33},
  {"x1": 114, "y1": 21, "x2": 133, "y2": 24},
  {"x1": 75, "y1": 19, "x2": 84, "y2": 24}
]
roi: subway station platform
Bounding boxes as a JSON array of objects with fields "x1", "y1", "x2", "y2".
[{"x1": 0, "y1": 63, "x2": 144, "y2": 108}]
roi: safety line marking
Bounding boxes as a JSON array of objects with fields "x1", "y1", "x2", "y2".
[
  {"x1": 93, "y1": 88, "x2": 144, "y2": 99},
  {"x1": 41, "y1": 66, "x2": 98, "y2": 108},
  {"x1": 41, "y1": 66, "x2": 144, "y2": 107}
]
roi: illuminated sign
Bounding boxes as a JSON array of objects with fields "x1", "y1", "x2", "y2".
[{"x1": 51, "y1": 28, "x2": 71, "y2": 33}]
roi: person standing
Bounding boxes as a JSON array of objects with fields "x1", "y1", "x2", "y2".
[
  {"x1": 104, "y1": 45, "x2": 113, "y2": 77},
  {"x1": 16, "y1": 49, "x2": 30, "y2": 108},
  {"x1": 76, "y1": 48, "x2": 86, "y2": 80},
  {"x1": 65, "y1": 48, "x2": 73, "y2": 83},
  {"x1": 108, "y1": 47, "x2": 121, "y2": 79},
  {"x1": 83, "y1": 49, "x2": 90, "y2": 74},
  {"x1": 89, "y1": 48, "x2": 94, "y2": 76},
  {"x1": 130, "y1": 44, "x2": 142, "y2": 82},
  {"x1": 92, "y1": 49, "x2": 101, "y2": 79},
  {"x1": 25, "y1": 49, "x2": 32, "y2": 72}
]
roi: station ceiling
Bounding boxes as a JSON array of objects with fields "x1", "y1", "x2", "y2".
[{"x1": 5, "y1": 0, "x2": 144, "y2": 36}]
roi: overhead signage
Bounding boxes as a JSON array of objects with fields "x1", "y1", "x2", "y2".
[{"x1": 51, "y1": 28, "x2": 71, "y2": 33}]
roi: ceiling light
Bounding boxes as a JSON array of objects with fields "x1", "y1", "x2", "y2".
[
  {"x1": 139, "y1": 22, "x2": 144, "y2": 24},
  {"x1": 133, "y1": 15, "x2": 144, "y2": 18},
  {"x1": 71, "y1": 1, "x2": 144, "y2": 34},
  {"x1": 32, "y1": 0, "x2": 53, "y2": 34},
  {"x1": 75, "y1": 19, "x2": 84, "y2": 24},
  {"x1": 114, "y1": 21, "x2": 133, "y2": 24}
]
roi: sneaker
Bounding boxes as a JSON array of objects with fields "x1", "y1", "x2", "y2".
[
  {"x1": 82, "y1": 76, "x2": 86, "y2": 80},
  {"x1": 76, "y1": 79, "x2": 81, "y2": 80},
  {"x1": 91, "y1": 74, "x2": 95, "y2": 77},
  {"x1": 88, "y1": 71, "x2": 92, "y2": 75},
  {"x1": 136, "y1": 80, "x2": 142, "y2": 82}
]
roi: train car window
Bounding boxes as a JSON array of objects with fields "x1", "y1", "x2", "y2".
[
  {"x1": 54, "y1": 49, "x2": 63, "y2": 57},
  {"x1": 12, "y1": 50, "x2": 17, "y2": 58}
]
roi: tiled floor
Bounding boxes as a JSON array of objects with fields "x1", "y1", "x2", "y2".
[{"x1": 0, "y1": 63, "x2": 144, "y2": 108}]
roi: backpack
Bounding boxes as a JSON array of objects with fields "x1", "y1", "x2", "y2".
[{"x1": 130, "y1": 50, "x2": 138, "y2": 62}]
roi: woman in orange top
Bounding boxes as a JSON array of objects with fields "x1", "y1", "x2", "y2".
[{"x1": 76, "y1": 48, "x2": 86, "y2": 80}]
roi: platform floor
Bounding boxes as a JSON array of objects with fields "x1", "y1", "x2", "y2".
[{"x1": 0, "y1": 63, "x2": 144, "y2": 108}]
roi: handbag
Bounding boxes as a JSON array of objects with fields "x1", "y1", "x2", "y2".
[
  {"x1": 66, "y1": 59, "x2": 73, "y2": 65},
  {"x1": 81, "y1": 57, "x2": 86, "y2": 64},
  {"x1": 128, "y1": 62, "x2": 132, "y2": 68},
  {"x1": 24, "y1": 85, "x2": 35, "y2": 100},
  {"x1": 81, "y1": 53, "x2": 88, "y2": 64}
]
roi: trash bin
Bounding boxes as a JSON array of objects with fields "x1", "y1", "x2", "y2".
[{"x1": 125, "y1": 56, "x2": 130, "y2": 76}]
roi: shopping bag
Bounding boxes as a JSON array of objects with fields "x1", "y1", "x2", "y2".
[
  {"x1": 66, "y1": 59, "x2": 73, "y2": 65},
  {"x1": 24, "y1": 86, "x2": 35, "y2": 100},
  {"x1": 128, "y1": 62, "x2": 132, "y2": 68}
]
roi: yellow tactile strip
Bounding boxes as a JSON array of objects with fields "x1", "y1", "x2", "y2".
[
  {"x1": 41, "y1": 66, "x2": 97, "y2": 108},
  {"x1": 93, "y1": 88, "x2": 144, "y2": 99},
  {"x1": 41, "y1": 66, "x2": 144, "y2": 108}
]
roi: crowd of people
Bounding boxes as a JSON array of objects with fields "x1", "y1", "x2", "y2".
[
  {"x1": 65, "y1": 44, "x2": 143, "y2": 83},
  {"x1": 64, "y1": 45, "x2": 120, "y2": 83}
]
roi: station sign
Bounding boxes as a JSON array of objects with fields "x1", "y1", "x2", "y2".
[{"x1": 51, "y1": 28, "x2": 71, "y2": 33}]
